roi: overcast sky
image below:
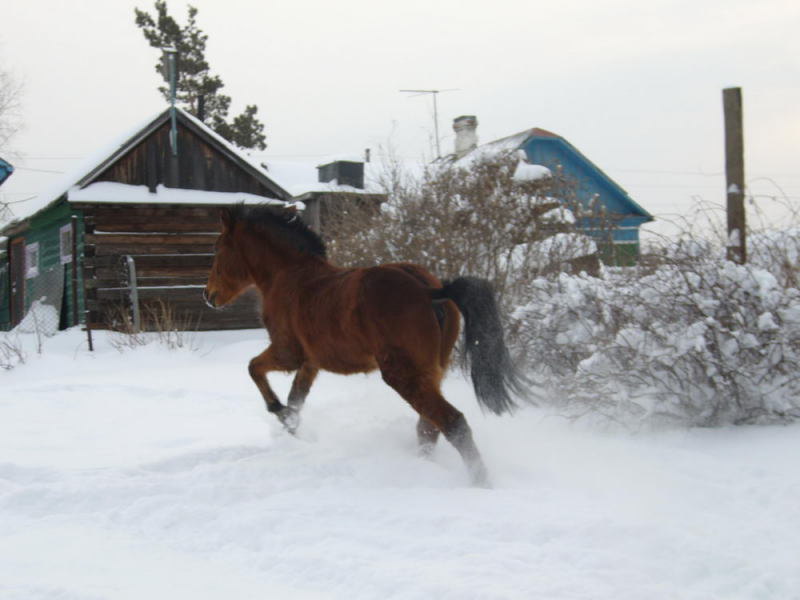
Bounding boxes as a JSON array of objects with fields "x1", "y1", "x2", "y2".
[{"x1": 1, "y1": 0, "x2": 798, "y2": 239}]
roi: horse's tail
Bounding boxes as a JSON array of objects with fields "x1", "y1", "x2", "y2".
[{"x1": 431, "y1": 276, "x2": 529, "y2": 415}]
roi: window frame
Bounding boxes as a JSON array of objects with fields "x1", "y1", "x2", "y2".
[
  {"x1": 60, "y1": 224, "x2": 73, "y2": 265},
  {"x1": 25, "y1": 242, "x2": 40, "y2": 278}
]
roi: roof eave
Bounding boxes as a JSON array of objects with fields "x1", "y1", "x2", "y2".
[{"x1": 75, "y1": 109, "x2": 172, "y2": 189}]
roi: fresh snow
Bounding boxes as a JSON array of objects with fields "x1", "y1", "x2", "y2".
[
  {"x1": 9, "y1": 299, "x2": 60, "y2": 337},
  {"x1": 6, "y1": 110, "x2": 169, "y2": 224},
  {"x1": 512, "y1": 162, "x2": 551, "y2": 183},
  {"x1": 2, "y1": 328, "x2": 799, "y2": 599},
  {"x1": 2, "y1": 106, "x2": 292, "y2": 228},
  {"x1": 265, "y1": 158, "x2": 385, "y2": 198},
  {"x1": 68, "y1": 182, "x2": 291, "y2": 208}
]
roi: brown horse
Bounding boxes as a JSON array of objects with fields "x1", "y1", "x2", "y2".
[{"x1": 203, "y1": 204, "x2": 528, "y2": 486}]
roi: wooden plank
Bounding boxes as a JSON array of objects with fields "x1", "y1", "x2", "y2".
[
  {"x1": 86, "y1": 233, "x2": 218, "y2": 246},
  {"x1": 86, "y1": 211, "x2": 221, "y2": 226},
  {"x1": 92, "y1": 265, "x2": 211, "y2": 279},
  {"x1": 85, "y1": 254, "x2": 213, "y2": 269},
  {"x1": 96, "y1": 287, "x2": 205, "y2": 301},
  {"x1": 137, "y1": 276, "x2": 209, "y2": 287},
  {"x1": 90, "y1": 243, "x2": 214, "y2": 256},
  {"x1": 90, "y1": 221, "x2": 221, "y2": 233},
  {"x1": 86, "y1": 275, "x2": 208, "y2": 290},
  {"x1": 87, "y1": 320, "x2": 261, "y2": 332},
  {"x1": 76, "y1": 204, "x2": 223, "y2": 218}
]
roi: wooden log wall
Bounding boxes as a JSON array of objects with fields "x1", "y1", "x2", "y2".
[{"x1": 76, "y1": 203, "x2": 262, "y2": 331}]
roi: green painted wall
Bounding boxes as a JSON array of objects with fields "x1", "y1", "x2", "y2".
[
  {"x1": 0, "y1": 247, "x2": 8, "y2": 329},
  {"x1": 598, "y1": 242, "x2": 639, "y2": 267},
  {"x1": 0, "y1": 200, "x2": 85, "y2": 331}
]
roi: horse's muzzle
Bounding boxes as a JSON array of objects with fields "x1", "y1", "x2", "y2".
[{"x1": 202, "y1": 288, "x2": 218, "y2": 309}]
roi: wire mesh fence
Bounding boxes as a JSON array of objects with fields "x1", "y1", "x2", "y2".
[{"x1": 12, "y1": 265, "x2": 71, "y2": 336}]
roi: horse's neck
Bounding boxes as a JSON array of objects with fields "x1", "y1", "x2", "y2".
[{"x1": 248, "y1": 243, "x2": 335, "y2": 294}]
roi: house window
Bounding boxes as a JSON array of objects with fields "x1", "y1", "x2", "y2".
[
  {"x1": 25, "y1": 242, "x2": 40, "y2": 278},
  {"x1": 60, "y1": 224, "x2": 73, "y2": 264}
]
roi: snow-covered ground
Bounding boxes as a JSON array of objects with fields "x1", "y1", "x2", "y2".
[{"x1": 1, "y1": 329, "x2": 799, "y2": 599}]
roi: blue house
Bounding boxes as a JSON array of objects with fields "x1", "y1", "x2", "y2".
[
  {"x1": 452, "y1": 116, "x2": 653, "y2": 264},
  {"x1": 0, "y1": 157, "x2": 13, "y2": 186}
]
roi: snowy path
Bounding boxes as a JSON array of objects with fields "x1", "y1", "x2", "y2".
[{"x1": 1, "y1": 330, "x2": 799, "y2": 599}]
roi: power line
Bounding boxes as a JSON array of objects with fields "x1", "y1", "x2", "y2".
[
  {"x1": 14, "y1": 166, "x2": 66, "y2": 174},
  {"x1": 610, "y1": 168, "x2": 724, "y2": 176},
  {"x1": 14, "y1": 156, "x2": 85, "y2": 160}
]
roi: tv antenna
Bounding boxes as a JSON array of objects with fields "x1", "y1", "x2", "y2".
[{"x1": 399, "y1": 88, "x2": 459, "y2": 158}]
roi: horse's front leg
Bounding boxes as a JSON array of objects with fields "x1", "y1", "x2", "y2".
[
  {"x1": 248, "y1": 346, "x2": 304, "y2": 433},
  {"x1": 282, "y1": 362, "x2": 318, "y2": 433}
]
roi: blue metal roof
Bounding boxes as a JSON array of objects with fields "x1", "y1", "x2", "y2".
[
  {"x1": 0, "y1": 157, "x2": 13, "y2": 187},
  {"x1": 520, "y1": 132, "x2": 653, "y2": 222}
]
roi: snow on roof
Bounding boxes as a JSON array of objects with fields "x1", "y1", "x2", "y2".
[
  {"x1": 513, "y1": 159, "x2": 552, "y2": 182},
  {"x1": 265, "y1": 158, "x2": 385, "y2": 197},
  {"x1": 4, "y1": 107, "x2": 290, "y2": 228},
  {"x1": 68, "y1": 182, "x2": 291, "y2": 208},
  {"x1": 7, "y1": 111, "x2": 163, "y2": 224},
  {"x1": 452, "y1": 128, "x2": 556, "y2": 167}
]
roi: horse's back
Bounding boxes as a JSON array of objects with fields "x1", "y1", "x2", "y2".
[
  {"x1": 279, "y1": 262, "x2": 459, "y2": 377},
  {"x1": 358, "y1": 264, "x2": 460, "y2": 373}
]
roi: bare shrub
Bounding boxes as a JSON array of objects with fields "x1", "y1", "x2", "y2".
[
  {"x1": 514, "y1": 235, "x2": 800, "y2": 427},
  {"x1": 106, "y1": 299, "x2": 199, "y2": 352},
  {"x1": 325, "y1": 151, "x2": 601, "y2": 314},
  {"x1": 0, "y1": 333, "x2": 25, "y2": 370},
  {"x1": 144, "y1": 299, "x2": 200, "y2": 350},
  {"x1": 105, "y1": 302, "x2": 147, "y2": 351}
]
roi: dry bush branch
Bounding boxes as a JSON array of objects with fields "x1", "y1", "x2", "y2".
[
  {"x1": 0, "y1": 334, "x2": 25, "y2": 370},
  {"x1": 106, "y1": 299, "x2": 199, "y2": 352},
  {"x1": 325, "y1": 151, "x2": 603, "y2": 322}
]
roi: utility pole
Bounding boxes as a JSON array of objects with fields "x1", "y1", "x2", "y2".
[
  {"x1": 723, "y1": 87, "x2": 746, "y2": 264},
  {"x1": 400, "y1": 89, "x2": 458, "y2": 159}
]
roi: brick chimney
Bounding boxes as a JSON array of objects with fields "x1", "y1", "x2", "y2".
[{"x1": 453, "y1": 115, "x2": 478, "y2": 158}]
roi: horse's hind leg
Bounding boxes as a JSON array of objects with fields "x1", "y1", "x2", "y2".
[
  {"x1": 380, "y1": 353, "x2": 489, "y2": 487},
  {"x1": 416, "y1": 417, "x2": 440, "y2": 458},
  {"x1": 429, "y1": 402, "x2": 489, "y2": 487}
]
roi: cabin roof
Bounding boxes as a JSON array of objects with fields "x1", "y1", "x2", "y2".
[{"x1": 2, "y1": 107, "x2": 291, "y2": 230}]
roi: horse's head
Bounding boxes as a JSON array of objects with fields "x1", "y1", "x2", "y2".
[{"x1": 204, "y1": 207, "x2": 253, "y2": 309}]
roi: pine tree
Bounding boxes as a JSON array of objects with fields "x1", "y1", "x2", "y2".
[
  {"x1": 212, "y1": 105, "x2": 266, "y2": 151},
  {"x1": 134, "y1": 2, "x2": 267, "y2": 150}
]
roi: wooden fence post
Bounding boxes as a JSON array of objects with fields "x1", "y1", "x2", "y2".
[
  {"x1": 723, "y1": 87, "x2": 746, "y2": 264},
  {"x1": 70, "y1": 215, "x2": 79, "y2": 327}
]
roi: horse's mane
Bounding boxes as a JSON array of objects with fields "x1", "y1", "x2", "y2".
[{"x1": 227, "y1": 203, "x2": 327, "y2": 259}]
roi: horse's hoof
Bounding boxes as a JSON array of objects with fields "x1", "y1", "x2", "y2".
[
  {"x1": 417, "y1": 441, "x2": 436, "y2": 460},
  {"x1": 278, "y1": 407, "x2": 300, "y2": 435},
  {"x1": 473, "y1": 474, "x2": 493, "y2": 489},
  {"x1": 469, "y1": 462, "x2": 492, "y2": 489}
]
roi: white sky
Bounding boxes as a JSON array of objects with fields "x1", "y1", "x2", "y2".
[{"x1": 1, "y1": 0, "x2": 798, "y2": 240}]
